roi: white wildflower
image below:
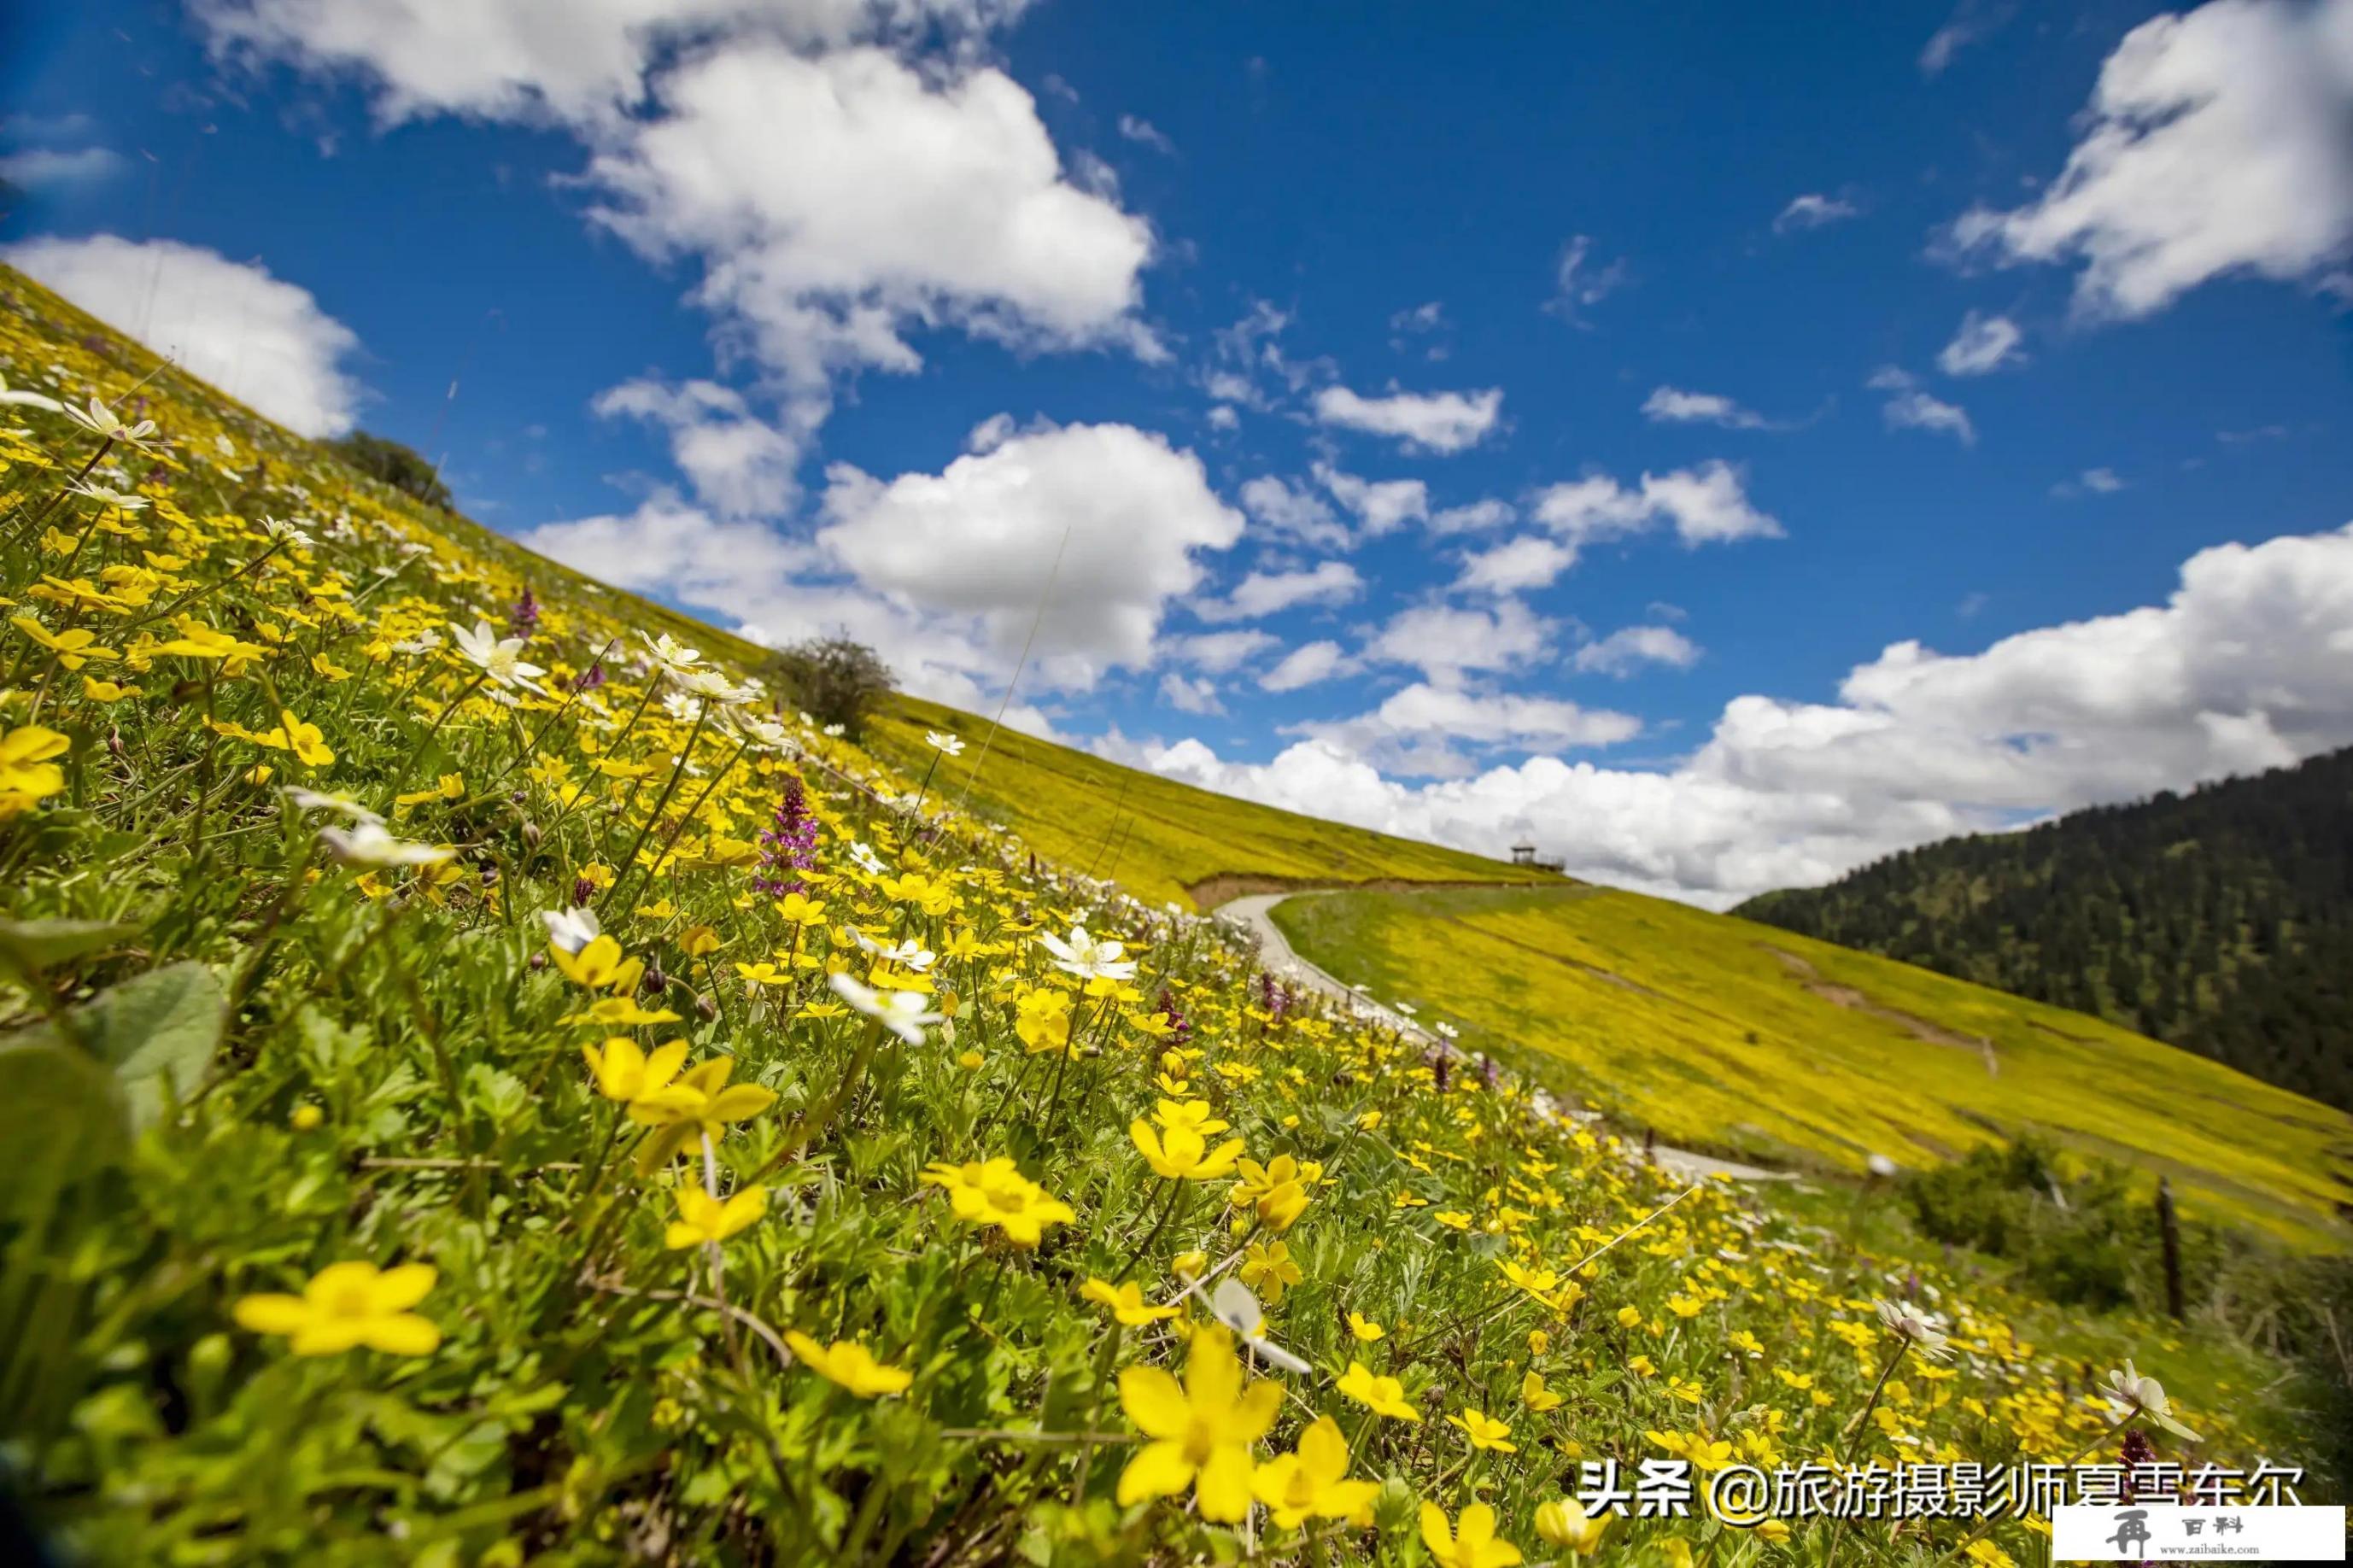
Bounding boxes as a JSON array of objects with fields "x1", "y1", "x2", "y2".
[
  {"x1": 540, "y1": 905, "x2": 601, "y2": 956},
  {"x1": 319, "y1": 822, "x2": 457, "y2": 868},
  {"x1": 448, "y1": 619, "x2": 547, "y2": 693},
  {"x1": 828, "y1": 973, "x2": 945, "y2": 1046},
  {"x1": 2098, "y1": 1360, "x2": 2201, "y2": 1442},
  {"x1": 1037, "y1": 923, "x2": 1138, "y2": 983}
]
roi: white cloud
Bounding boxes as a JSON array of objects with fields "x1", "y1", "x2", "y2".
[
  {"x1": 2053, "y1": 465, "x2": 2128, "y2": 498},
  {"x1": 1312, "y1": 383, "x2": 1502, "y2": 454},
  {"x1": 1454, "y1": 535, "x2": 1576, "y2": 595},
  {"x1": 1946, "y1": 0, "x2": 2353, "y2": 319},
  {"x1": 1138, "y1": 522, "x2": 2353, "y2": 906},
  {"x1": 817, "y1": 421, "x2": 1241, "y2": 687},
  {"x1": 203, "y1": 1, "x2": 1154, "y2": 465},
  {"x1": 1158, "y1": 670, "x2": 1222, "y2": 714},
  {"x1": 1363, "y1": 598, "x2": 1553, "y2": 682},
  {"x1": 1239, "y1": 475, "x2": 1348, "y2": 551},
  {"x1": 1642, "y1": 385, "x2": 1771, "y2": 429},
  {"x1": 1116, "y1": 113, "x2": 1174, "y2": 155},
  {"x1": 1169, "y1": 629, "x2": 1277, "y2": 673},
  {"x1": 1429, "y1": 497, "x2": 1515, "y2": 534},
  {"x1": 525, "y1": 419, "x2": 1237, "y2": 714},
  {"x1": 3, "y1": 234, "x2": 364, "y2": 437},
  {"x1": 1533, "y1": 461, "x2": 1783, "y2": 555},
  {"x1": 194, "y1": 0, "x2": 1035, "y2": 126},
  {"x1": 1195, "y1": 560, "x2": 1364, "y2": 623},
  {"x1": 0, "y1": 147, "x2": 126, "y2": 187},
  {"x1": 585, "y1": 44, "x2": 1156, "y2": 401},
  {"x1": 593, "y1": 377, "x2": 809, "y2": 516},
  {"x1": 1545, "y1": 233, "x2": 1630, "y2": 324},
  {"x1": 1262, "y1": 639, "x2": 1349, "y2": 693},
  {"x1": 1870, "y1": 367, "x2": 1975, "y2": 444},
  {"x1": 1314, "y1": 462, "x2": 1429, "y2": 535},
  {"x1": 1279, "y1": 682, "x2": 1640, "y2": 775},
  {"x1": 1572, "y1": 623, "x2": 1701, "y2": 676},
  {"x1": 1935, "y1": 310, "x2": 2025, "y2": 376},
  {"x1": 1920, "y1": 1, "x2": 2011, "y2": 74},
  {"x1": 1773, "y1": 193, "x2": 1858, "y2": 232}
]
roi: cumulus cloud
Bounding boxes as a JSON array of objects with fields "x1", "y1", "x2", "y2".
[
  {"x1": 1572, "y1": 623, "x2": 1701, "y2": 676},
  {"x1": 1362, "y1": 597, "x2": 1554, "y2": 682},
  {"x1": 1946, "y1": 0, "x2": 2353, "y2": 319},
  {"x1": 1314, "y1": 462, "x2": 1429, "y2": 534},
  {"x1": 1429, "y1": 497, "x2": 1515, "y2": 534},
  {"x1": 1532, "y1": 461, "x2": 1783, "y2": 557},
  {"x1": 1642, "y1": 385, "x2": 1772, "y2": 430},
  {"x1": 523, "y1": 419, "x2": 1238, "y2": 706},
  {"x1": 584, "y1": 44, "x2": 1156, "y2": 401},
  {"x1": 593, "y1": 377, "x2": 809, "y2": 516},
  {"x1": 194, "y1": 0, "x2": 1036, "y2": 125},
  {"x1": 1194, "y1": 560, "x2": 1363, "y2": 623},
  {"x1": 1312, "y1": 383, "x2": 1502, "y2": 453},
  {"x1": 3, "y1": 234, "x2": 364, "y2": 437},
  {"x1": 1870, "y1": 367, "x2": 1975, "y2": 444},
  {"x1": 199, "y1": 0, "x2": 1151, "y2": 463},
  {"x1": 1169, "y1": 629, "x2": 1277, "y2": 673},
  {"x1": 1239, "y1": 475, "x2": 1348, "y2": 551},
  {"x1": 1136, "y1": 522, "x2": 2353, "y2": 906},
  {"x1": 1454, "y1": 535, "x2": 1577, "y2": 596},
  {"x1": 1276, "y1": 682, "x2": 1642, "y2": 777},
  {"x1": 1261, "y1": 639, "x2": 1350, "y2": 693},
  {"x1": 817, "y1": 421, "x2": 1240, "y2": 687},
  {"x1": 1773, "y1": 193, "x2": 1858, "y2": 232},
  {"x1": 1935, "y1": 310, "x2": 2025, "y2": 376},
  {"x1": 1157, "y1": 670, "x2": 1221, "y2": 714}
]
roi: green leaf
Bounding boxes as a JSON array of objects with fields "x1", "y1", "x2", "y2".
[
  {"x1": 0, "y1": 1033, "x2": 130, "y2": 1218},
  {"x1": 0, "y1": 916, "x2": 143, "y2": 977},
  {"x1": 76, "y1": 962, "x2": 229, "y2": 1131}
]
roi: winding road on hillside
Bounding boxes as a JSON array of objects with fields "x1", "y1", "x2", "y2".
[{"x1": 1215, "y1": 891, "x2": 1791, "y2": 1184}]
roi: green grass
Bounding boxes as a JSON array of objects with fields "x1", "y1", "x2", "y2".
[
  {"x1": 863, "y1": 693, "x2": 1560, "y2": 910},
  {"x1": 7, "y1": 260, "x2": 2344, "y2": 1566},
  {"x1": 1270, "y1": 885, "x2": 2353, "y2": 1249}
]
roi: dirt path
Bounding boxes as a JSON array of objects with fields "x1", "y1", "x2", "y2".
[{"x1": 1215, "y1": 890, "x2": 1792, "y2": 1184}]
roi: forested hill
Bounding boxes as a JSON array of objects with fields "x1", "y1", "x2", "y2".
[{"x1": 1735, "y1": 747, "x2": 2353, "y2": 1112}]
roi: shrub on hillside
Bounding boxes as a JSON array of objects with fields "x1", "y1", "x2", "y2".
[
  {"x1": 772, "y1": 635, "x2": 893, "y2": 740},
  {"x1": 326, "y1": 430, "x2": 453, "y2": 511}
]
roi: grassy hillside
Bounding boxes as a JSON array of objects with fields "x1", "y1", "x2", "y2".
[
  {"x1": 864, "y1": 693, "x2": 1559, "y2": 910},
  {"x1": 5, "y1": 262, "x2": 2344, "y2": 1565},
  {"x1": 1271, "y1": 885, "x2": 2353, "y2": 1249},
  {"x1": 1737, "y1": 748, "x2": 2353, "y2": 1112}
]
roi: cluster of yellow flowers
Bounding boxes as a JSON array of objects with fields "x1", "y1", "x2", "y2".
[{"x1": 0, "y1": 269, "x2": 2286, "y2": 1568}]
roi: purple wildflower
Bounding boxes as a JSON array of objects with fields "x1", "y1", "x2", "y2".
[
  {"x1": 1156, "y1": 990, "x2": 1191, "y2": 1046},
  {"x1": 508, "y1": 584, "x2": 541, "y2": 639},
  {"x1": 752, "y1": 775, "x2": 818, "y2": 898},
  {"x1": 571, "y1": 659, "x2": 606, "y2": 693}
]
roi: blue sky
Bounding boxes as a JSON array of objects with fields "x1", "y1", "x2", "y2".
[{"x1": 8, "y1": 0, "x2": 2353, "y2": 904}]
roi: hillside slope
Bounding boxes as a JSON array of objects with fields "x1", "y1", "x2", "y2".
[
  {"x1": 7, "y1": 260, "x2": 2346, "y2": 1564},
  {"x1": 1271, "y1": 885, "x2": 2353, "y2": 1249},
  {"x1": 865, "y1": 694, "x2": 1559, "y2": 910},
  {"x1": 1736, "y1": 749, "x2": 2353, "y2": 1111}
]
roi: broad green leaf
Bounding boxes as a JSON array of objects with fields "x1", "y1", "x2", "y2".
[
  {"x1": 76, "y1": 962, "x2": 229, "y2": 1130},
  {"x1": 0, "y1": 1033, "x2": 129, "y2": 1218},
  {"x1": 0, "y1": 916, "x2": 143, "y2": 977}
]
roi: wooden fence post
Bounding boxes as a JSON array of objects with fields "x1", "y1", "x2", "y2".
[{"x1": 2155, "y1": 1178, "x2": 2184, "y2": 1320}]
